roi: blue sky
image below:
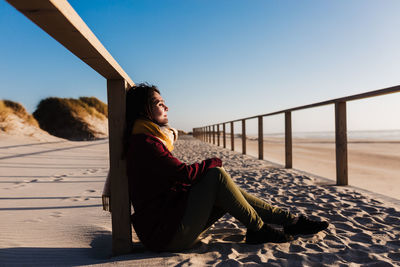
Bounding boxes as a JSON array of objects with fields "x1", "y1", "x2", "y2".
[{"x1": 1, "y1": 0, "x2": 400, "y2": 133}]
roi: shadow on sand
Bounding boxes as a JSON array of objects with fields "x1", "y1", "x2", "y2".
[{"x1": 0, "y1": 229, "x2": 246, "y2": 266}]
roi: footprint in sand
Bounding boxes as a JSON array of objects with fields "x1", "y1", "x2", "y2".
[
  {"x1": 305, "y1": 243, "x2": 324, "y2": 252},
  {"x1": 82, "y1": 168, "x2": 99, "y2": 175},
  {"x1": 88, "y1": 169, "x2": 99, "y2": 174},
  {"x1": 85, "y1": 189, "x2": 96, "y2": 193},
  {"x1": 65, "y1": 196, "x2": 91, "y2": 202},
  {"x1": 349, "y1": 232, "x2": 373, "y2": 243},
  {"x1": 14, "y1": 183, "x2": 27, "y2": 188},
  {"x1": 50, "y1": 211, "x2": 63, "y2": 218},
  {"x1": 51, "y1": 174, "x2": 66, "y2": 182}
]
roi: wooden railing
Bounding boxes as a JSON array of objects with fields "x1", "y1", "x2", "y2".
[
  {"x1": 7, "y1": 0, "x2": 133, "y2": 255},
  {"x1": 193, "y1": 85, "x2": 400, "y2": 186}
]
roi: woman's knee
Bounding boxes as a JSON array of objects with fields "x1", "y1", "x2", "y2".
[
  {"x1": 207, "y1": 166, "x2": 223, "y2": 175},
  {"x1": 207, "y1": 167, "x2": 233, "y2": 186},
  {"x1": 206, "y1": 167, "x2": 226, "y2": 181}
]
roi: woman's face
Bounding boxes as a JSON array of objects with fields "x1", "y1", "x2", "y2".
[{"x1": 151, "y1": 92, "x2": 169, "y2": 125}]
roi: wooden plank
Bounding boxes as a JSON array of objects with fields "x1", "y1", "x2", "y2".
[
  {"x1": 212, "y1": 125, "x2": 216, "y2": 144},
  {"x1": 335, "y1": 102, "x2": 348, "y2": 185},
  {"x1": 223, "y1": 123, "x2": 226, "y2": 148},
  {"x1": 214, "y1": 85, "x2": 400, "y2": 124},
  {"x1": 217, "y1": 124, "x2": 220, "y2": 146},
  {"x1": 230, "y1": 122, "x2": 234, "y2": 151},
  {"x1": 107, "y1": 79, "x2": 132, "y2": 255},
  {"x1": 242, "y1": 119, "x2": 246, "y2": 154},
  {"x1": 285, "y1": 112, "x2": 292, "y2": 168},
  {"x1": 6, "y1": 0, "x2": 134, "y2": 86},
  {"x1": 258, "y1": 116, "x2": 263, "y2": 160}
]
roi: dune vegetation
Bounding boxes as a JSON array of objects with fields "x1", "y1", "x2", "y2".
[
  {"x1": 33, "y1": 97, "x2": 108, "y2": 141},
  {"x1": 0, "y1": 100, "x2": 39, "y2": 132},
  {"x1": 79, "y1": 96, "x2": 108, "y2": 117}
]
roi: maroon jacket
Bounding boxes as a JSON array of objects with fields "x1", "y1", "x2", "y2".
[{"x1": 126, "y1": 134, "x2": 222, "y2": 251}]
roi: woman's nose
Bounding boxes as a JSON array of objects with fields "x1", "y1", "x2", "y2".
[{"x1": 165, "y1": 105, "x2": 168, "y2": 111}]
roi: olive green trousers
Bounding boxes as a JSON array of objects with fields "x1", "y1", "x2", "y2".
[{"x1": 164, "y1": 167, "x2": 295, "y2": 251}]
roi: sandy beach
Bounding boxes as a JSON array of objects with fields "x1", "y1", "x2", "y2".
[
  {"x1": 223, "y1": 136, "x2": 400, "y2": 200},
  {"x1": 1, "y1": 134, "x2": 400, "y2": 266}
]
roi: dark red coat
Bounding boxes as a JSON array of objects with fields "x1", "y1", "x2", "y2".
[{"x1": 126, "y1": 134, "x2": 222, "y2": 251}]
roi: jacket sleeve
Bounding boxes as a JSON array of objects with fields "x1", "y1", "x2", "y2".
[{"x1": 147, "y1": 138, "x2": 222, "y2": 184}]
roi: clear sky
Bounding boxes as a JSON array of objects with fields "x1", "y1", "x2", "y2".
[{"x1": 1, "y1": 0, "x2": 400, "y2": 133}]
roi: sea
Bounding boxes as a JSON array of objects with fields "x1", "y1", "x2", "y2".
[{"x1": 245, "y1": 129, "x2": 400, "y2": 141}]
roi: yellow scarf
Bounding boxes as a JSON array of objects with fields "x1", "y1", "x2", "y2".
[
  {"x1": 132, "y1": 118, "x2": 177, "y2": 152},
  {"x1": 102, "y1": 118, "x2": 177, "y2": 212}
]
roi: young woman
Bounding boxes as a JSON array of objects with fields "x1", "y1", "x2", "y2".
[{"x1": 124, "y1": 83, "x2": 328, "y2": 252}]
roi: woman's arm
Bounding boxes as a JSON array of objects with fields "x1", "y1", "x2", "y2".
[{"x1": 141, "y1": 135, "x2": 222, "y2": 184}]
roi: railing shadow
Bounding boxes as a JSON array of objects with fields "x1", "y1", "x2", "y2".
[
  {"x1": 0, "y1": 141, "x2": 108, "y2": 160},
  {"x1": 0, "y1": 232, "x2": 175, "y2": 266},
  {"x1": 0, "y1": 141, "x2": 67, "y2": 150},
  {"x1": 0, "y1": 204, "x2": 102, "y2": 211},
  {"x1": 0, "y1": 196, "x2": 102, "y2": 200}
]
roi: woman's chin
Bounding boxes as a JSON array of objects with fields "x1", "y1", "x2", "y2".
[{"x1": 156, "y1": 119, "x2": 169, "y2": 125}]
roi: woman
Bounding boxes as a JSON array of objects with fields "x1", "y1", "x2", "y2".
[{"x1": 124, "y1": 83, "x2": 328, "y2": 252}]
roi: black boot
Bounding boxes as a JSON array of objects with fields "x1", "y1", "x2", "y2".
[
  {"x1": 246, "y1": 224, "x2": 293, "y2": 244},
  {"x1": 284, "y1": 215, "x2": 329, "y2": 235}
]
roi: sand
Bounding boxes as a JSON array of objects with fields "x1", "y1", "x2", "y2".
[
  {"x1": 1, "y1": 134, "x2": 400, "y2": 266},
  {"x1": 222, "y1": 136, "x2": 400, "y2": 200}
]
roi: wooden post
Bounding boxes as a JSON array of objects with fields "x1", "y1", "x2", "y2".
[
  {"x1": 208, "y1": 126, "x2": 211, "y2": 143},
  {"x1": 258, "y1": 116, "x2": 263, "y2": 160},
  {"x1": 285, "y1": 111, "x2": 292, "y2": 168},
  {"x1": 217, "y1": 124, "x2": 220, "y2": 146},
  {"x1": 212, "y1": 125, "x2": 216, "y2": 144},
  {"x1": 242, "y1": 119, "x2": 246, "y2": 154},
  {"x1": 107, "y1": 79, "x2": 132, "y2": 255},
  {"x1": 230, "y1": 122, "x2": 235, "y2": 151},
  {"x1": 223, "y1": 123, "x2": 226, "y2": 148},
  {"x1": 335, "y1": 102, "x2": 348, "y2": 185}
]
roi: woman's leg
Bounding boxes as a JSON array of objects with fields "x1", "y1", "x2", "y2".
[
  {"x1": 238, "y1": 188, "x2": 296, "y2": 226},
  {"x1": 165, "y1": 167, "x2": 264, "y2": 251}
]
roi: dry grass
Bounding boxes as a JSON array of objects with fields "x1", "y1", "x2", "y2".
[
  {"x1": 79, "y1": 97, "x2": 108, "y2": 117},
  {"x1": 33, "y1": 97, "x2": 107, "y2": 140},
  {"x1": 0, "y1": 100, "x2": 39, "y2": 131}
]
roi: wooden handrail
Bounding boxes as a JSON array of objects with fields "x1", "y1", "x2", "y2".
[
  {"x1": 194, "y1": 84, "x2": 400, "y2": 186},
  {"x1": 6, "y1": 0, "x2": 135, "y2": 256},
  {"x1": 199, "y1": 85, "x2": 400, "y2": 125}
]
